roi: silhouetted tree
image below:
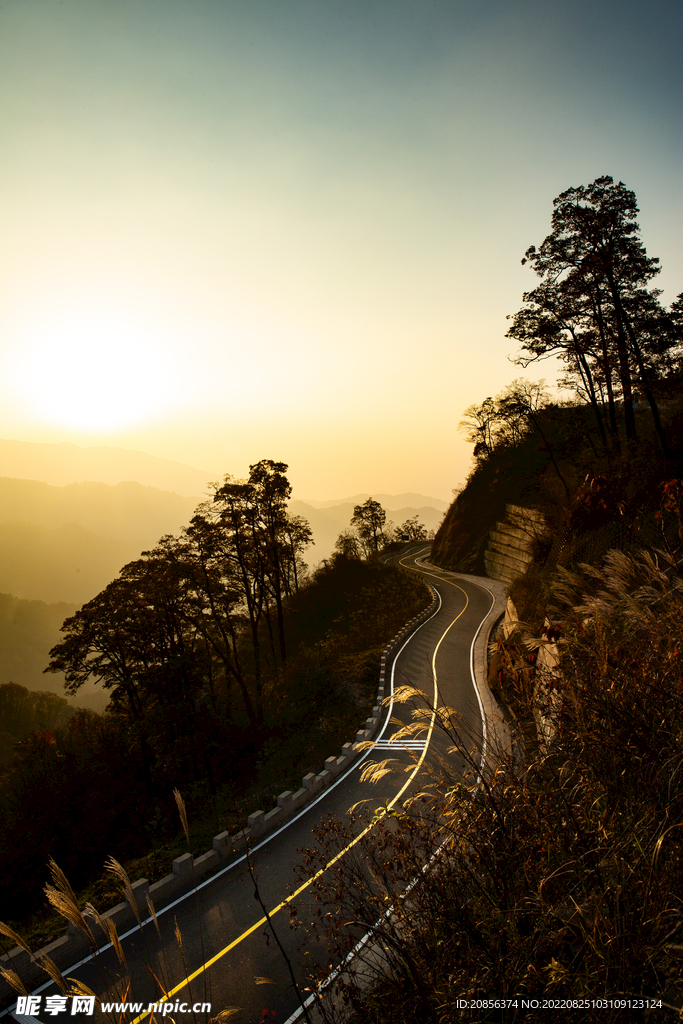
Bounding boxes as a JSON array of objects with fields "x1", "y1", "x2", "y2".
[
  {"x1": 207, "y1": 459, "x2": 311, "y2": 687},
  {"x1": 44, "y1": 544, "x2": 208, "y2": 784},
  {"x1": 509, "y1": 176, "x2": 680, "y2": 455},
  {"x1": 283, "y1": 514, "x2": 313, "y2": 594},
  {"x1": 458, "y1": 396, "x2": 498, "y2": 461},
  {"x1": 174, "y1": 516, "x2": 258, "y2": 728},
  {"x1": 0, "y1": 682, "x2": 74, "y2": 753},
  {"x1": 459, "y1": 380, "x2": 551, "y2": 466},
  {"x1": 398, "y1": 515, "x2": 429, "y2": 541},
  {"x1": 507, "y1": 280, "x2": 611, "y2": 445},
  {"x1": 334, "y1": 529, "x2": 364, "y2": 561},
  {"x1": 497, "y1": 379, "x2": 570, "y2": 499},
  {"x1": 46, "y1": 460, "x2": 312, "y2": 740},
  {"x1": 351, "y1": 498, "x2": 387, "y2": 554}
]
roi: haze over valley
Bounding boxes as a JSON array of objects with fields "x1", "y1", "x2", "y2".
[{"x1": 0, "y1": 439, "x2": 445, "y2": 709}]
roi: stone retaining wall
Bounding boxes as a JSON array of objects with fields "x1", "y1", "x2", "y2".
[
  {"x1": 484, "y1": 504, "x2": 547, "y2": 584},
  {"x1": 0, "y1": 586, "x2": 439, "y2": 999}
]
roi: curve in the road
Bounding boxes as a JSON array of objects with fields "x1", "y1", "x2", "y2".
[
  {"x1": 129, "y1": 568, "x2": 470, "y2": 1022},
  {"x1": 4, "y1": 553, "x2": 442, "y2": 1024},
  {"x1": 122, "y1": 550, "x2": 497, "y2": 1022},
  {"x1": 12, "y1": 548, "x2": 504, "y2": 1024},
  {"x1": 283, "y1": 550, "x2": 493, "y2": 1022}
]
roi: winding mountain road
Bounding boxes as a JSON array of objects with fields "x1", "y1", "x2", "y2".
[{"x1": 12, "y1": 548, "x2": 507, "y2": 1024}]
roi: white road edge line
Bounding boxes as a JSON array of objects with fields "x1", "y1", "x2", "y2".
[{"x1": 283, "y1": 565, "x2": 496, "y2": 1024}]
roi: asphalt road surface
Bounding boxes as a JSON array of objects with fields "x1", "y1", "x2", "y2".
[{"x1": 12, "y1": 547, "x2": 502, "y2": 1024}]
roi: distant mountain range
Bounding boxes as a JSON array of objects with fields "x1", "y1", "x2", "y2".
[
  {"x1": 0, "y1": 439, "x2": 447, "y2": 706},
  {"x1": 303, "y1": 492, "x2": 449, "y2": 512},
  {"x1": 0, "y1": 438, "x2": 216, "y2": 496},
  {"x1": 0, "y1": 438, "x2": 448, "y2": 570},
  {"x1": 0, "y1": 441, "x2": 448, "y2": 595}
]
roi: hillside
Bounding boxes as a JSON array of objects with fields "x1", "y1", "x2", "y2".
[{"x1": 432, "y1": 398, "x2": 683, "y2": 584}]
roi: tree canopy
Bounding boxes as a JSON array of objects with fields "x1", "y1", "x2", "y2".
[
  {"x1": 350, "y1": 498, "x2": 387, "y2": 554},
  {"x1": 45, "y1": 460, "x2": 312, "y2": 749},
  {"x1": 459, "y1": 379, "x2": 550, "y2": 462},
  {"x1": 398, "y1": 515, "x2": 429, "y2": 542},
  {"x1": 507, "y1": 176, "x2": 682, "y2": 454}
]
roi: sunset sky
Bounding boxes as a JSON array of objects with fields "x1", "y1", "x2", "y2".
[{"x1": 0, "y1": 0, "x2": 680, "y2": 500}]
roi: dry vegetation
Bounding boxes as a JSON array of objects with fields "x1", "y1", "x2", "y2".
[{"x1": 295, "y1": 542, "x2": 683, "y2": 1022}]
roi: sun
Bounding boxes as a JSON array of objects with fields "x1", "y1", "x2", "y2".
[{"x1": 10, "y1": 302, "x2": 178, "y2": 432}]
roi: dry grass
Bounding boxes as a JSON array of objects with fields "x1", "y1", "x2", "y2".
[{"x1": 295, "y1": 546, "x2": 683, "y2": 1022}]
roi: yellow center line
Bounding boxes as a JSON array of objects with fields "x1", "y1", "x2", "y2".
[{"x1": 130, "y1": 554, "x2": 468, "y2": 1023}]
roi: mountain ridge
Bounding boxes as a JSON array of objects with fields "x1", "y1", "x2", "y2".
[
  {"x1": 302, "y1": 491, "x2": 449, "y2": 511},
  {"x1": 0, "y1": 438, "x2": 216, "y2": 497}
]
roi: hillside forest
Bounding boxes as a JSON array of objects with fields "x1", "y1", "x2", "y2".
[
  {"x1": 0, "y1": 460, "x2": 429, "y2": 949},
  {"x1": 0, "y1": 473, "x2": 444, "y2": 717}
]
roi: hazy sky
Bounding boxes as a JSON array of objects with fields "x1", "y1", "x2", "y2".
[{"x1": 0, "y1": 0, "x2": 680, "y2": 500}]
